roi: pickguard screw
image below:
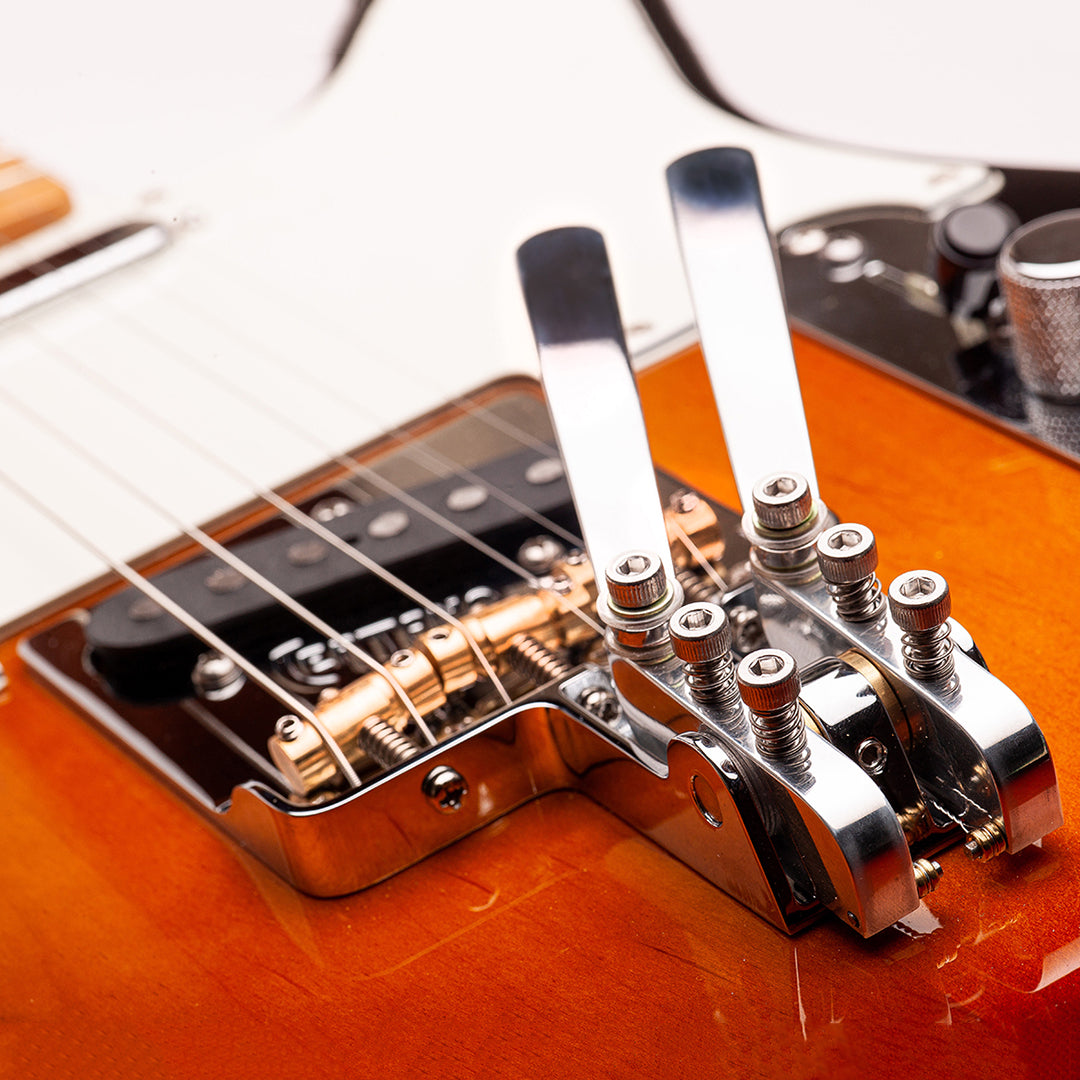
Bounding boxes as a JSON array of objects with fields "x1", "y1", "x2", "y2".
[
  {"x1": 816, "y1": 523, "x2": 885, "y2": 621},
  {"x1": 888, "y1": 571, "x2": 955, "y2": 681},
  {"x1": 737, "y1": 649, "x2": 810, "y2": 772},
  {"x1": 913, "y1": 858, "x2": 943, "y2": 898},
  {"x1": 423, "y1": 765, "x2": 468, "y2": 813},
  {"x1": 752, "y1": 472, "x2": 814, "y2": 531},
  {"x1": 668, "y1": 602, "x2": 741, "y2": 712},
  {"x1": 964, "y1": 819, "x2": 1007, "y2": 861}
]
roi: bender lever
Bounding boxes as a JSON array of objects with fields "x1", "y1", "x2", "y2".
[
  {"x1": 516, "y1": 227, "x2": 675, "y2": 607},
  {"x1": 666, "y1": 148, "x2": 818, "y2": 510}
]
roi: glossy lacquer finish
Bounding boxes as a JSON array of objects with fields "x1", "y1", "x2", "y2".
[{"x1": 3, "y1": 336, "x2": 1079, "y2": 1078}]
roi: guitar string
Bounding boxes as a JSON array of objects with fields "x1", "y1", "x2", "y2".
[
  {"x1": 159, "y1": 285, "x2": 583, "y2": 549},
  {"x1": 24, "y1": 327, "x2": 513, "y2": 708},
  {"x1": 199, "y1": 245, "x2": 560, "y2": 456},
  {"x1": 31, "y1": 293, "x2": 602, "y2": 638},
  {"x1": 0, "y1": 457, "x2": 363, "y2": 787},
  {"x1": 0, "y1": 382, "x2": 439, "y2": 747}
]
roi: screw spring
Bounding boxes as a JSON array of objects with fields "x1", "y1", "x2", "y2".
[
  {"x1": 816, "y1": 523, "x2": 885, "y2": 622},
  {"x1": 964, "y1": 819, "x2": 1007, "y2": 861},
  {"x1": 506, "y1": 633, "x2": 572, "y2": 685},
  {"x1": 675, "y1": 566, "x2": 721, "y2": 606},
  {"x1": 737, "y1": 649, "x2": 810, "y2": 772},
  {"x1": 912, "y1": 858, "x2": 943, "y2": 898},
  {"x1": 668, "y1": 602, "x2": 741, "y2": 713},
  {"x1": 356, "y1": 716, "x2": 421, "y2": 770},
  {"x1": 888, "y1": 571, "x2": 955, "y2": 682}
]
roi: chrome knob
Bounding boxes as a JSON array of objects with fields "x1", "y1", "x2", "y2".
[{"x1": 999, "y1": 210, "x2": 1080, "y2": 400}]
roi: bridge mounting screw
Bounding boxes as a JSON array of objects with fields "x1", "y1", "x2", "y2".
[
  {"x1": 887, "y1": 570, "x2": 955, "y2": 681},
  {"x1": 737, "y1": 649, "x2": 810, "y2": 772},
  {"x1": 605, "y1": 550, "x2": 668, "y2": 610},
  {"x1": 668, "y1": 602, "x2": 741, "y2": 712},
  {"x1": 422, "y1": 765, "x2": 468, "y2": 813},
  {"x1": 752, "y1": 472, "x2": 814, "y2": 531},
  {"x1": 816, "y1": 523, "x2": 885, "y2": 621}
]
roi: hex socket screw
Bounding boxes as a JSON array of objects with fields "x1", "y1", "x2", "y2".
[
  {"x1": 752, "y1": 472, "x2": 814, "y2": 531},
  {"x1": 816, "y1": 523, "x2": 885, "y2": 621},
  {"x1": 736, "y1": 649, "x2": 810, "y2": 772},
  {"x1": 668, "y1": 602, "x2": 741, "y2": 712},
  {"x1": 605, "y1": 550, "x2": 668, "y2": 610},
  {"x1": 887, "y1": 570, "x2": 955, "y2": 681}
]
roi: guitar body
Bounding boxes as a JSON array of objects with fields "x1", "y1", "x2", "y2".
[{"x1": 2, "y1": 336, "x2": 1077, "y2": 1078}]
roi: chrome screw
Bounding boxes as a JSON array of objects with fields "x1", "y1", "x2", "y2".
[
  {"x1": 668, "y1": 602, "x2": 740, "y2": 712},
  {"x1": 816, "y1": 523, "x2": 885, "y2": 621},
  {"x1": 752, "y1": 472, "x2": 814, "y2": 531},
  {"x1": 912, "y1": 858, "x2": 943, "y2": 898},
  {"x1": 605, "y1": 550, "x2": 668, "y2": 610},
  {"x1": 888, "y1": 571, "x2": 955, "y2": 681},
  {"x1": 423, "y1": 765, "x2": 468, "y2": 813},
  {"x1": 580, "y1": 685, "x2": 619, "y2": 721},
  {"x1": 517, "y1": 534, "x2": 567, "y2": 575},
  {"x1": 192, "y1": 650, "x2": 245, "y2": 700},
  {"x1": 737, "y1": 649, "x2": 810, "y2": 772}
]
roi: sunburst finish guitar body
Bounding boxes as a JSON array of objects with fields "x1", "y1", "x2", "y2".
[{"x1": 0, "y1": 2, "x2": 1077, "y2": 1077}]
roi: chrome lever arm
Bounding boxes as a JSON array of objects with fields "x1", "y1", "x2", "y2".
[
  {"x1": 666, "y1": 148, "x2": 818, "y2": 510},
  {"x1": 517, "y1": 227, "x2": 674, "y2": 603}
]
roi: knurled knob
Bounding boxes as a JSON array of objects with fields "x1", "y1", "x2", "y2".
[{"x1": 999, "y1": 209, "x2": 1080, "y2": 400}]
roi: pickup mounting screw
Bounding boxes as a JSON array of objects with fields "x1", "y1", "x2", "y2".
[
  {"x1": 816, "y1": 523, "x2": 885, "y2": 621},
  {"x1": 752, "y1": 472, "x2": 814, "y2": 531},
  {"x1": 668, "y1": 602, "x2": 740, "y2": 711},
  {"x1": 888, "y1": 571, "x2": 955, "y2": 681},
  {"x1": 192, "y1": 651, "x2": 245, "y2": 700},
  {"x1": 737, "y1": 649, "x2": 810, "y2": 772},
  {"x1": 517, "y1": 535, "x2": 567, "y2": 575},
  {"x1": 423, "y1": 765, "x2": 468, "y2": 813}
]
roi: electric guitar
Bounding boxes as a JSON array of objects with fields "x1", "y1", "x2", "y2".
[{"x1": 1, "y1": 2, "x2": 1076, "y2": 1077}]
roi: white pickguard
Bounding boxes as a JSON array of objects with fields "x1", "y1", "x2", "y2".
[{"x1": 0, "y1": 0, "x2": 996, "y2": 631}]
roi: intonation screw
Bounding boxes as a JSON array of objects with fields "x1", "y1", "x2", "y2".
[
  {"x1": 736, "y1": 649, "x2": 810, "y2": 772},
  {"x1": 887, "y1": 570, "x2": 955, "y2": 681},
  {"x1": 506, "y1": 633, "x2": 572, "y2": 685},
  {"x1": 605, "y1": 550, "x2": 668, "y2": 610},
  {"x1": 356, "y1": 716, "x2": 421, "y2": 770},
  {"x1": 815, "y1": 523, "x2": 885, "y2": 621},
  {"x1": 752, "y1": 472, "x2": 814, "y2": 531},
  {"x1": 964, "y1": 819, "x2": 1007, "y2": 861},
  {"x1": 912, "y1": 858, "x2": 943, "y2": 898},
  {"x1": 668, "y1": 602, "x2": 741, "y2": 712}
]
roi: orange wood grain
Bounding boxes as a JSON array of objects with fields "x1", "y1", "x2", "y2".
[{"x1": 2, "y1": 337, "x2": 1079, "y2": 1079}]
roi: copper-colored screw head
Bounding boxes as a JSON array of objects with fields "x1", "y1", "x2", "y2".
[
  {"x1": 605, "y1": 550, "x2": 667, "y2": 610},
  {"x1": 736, "y1": 649, "x2": 801, "y2": 713},
  {"x1": 888, "y1": 571, "x2": 951, "y2": 633},
  {"x1": 752, "y1": 472, "x2": 813, "y2": 531},
  {"x1": 816, "y1": 523, "x2": 878, "y2": 584},
  {"x1": 668, "y1": 602, "x2": 732, "y2": 664}
]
